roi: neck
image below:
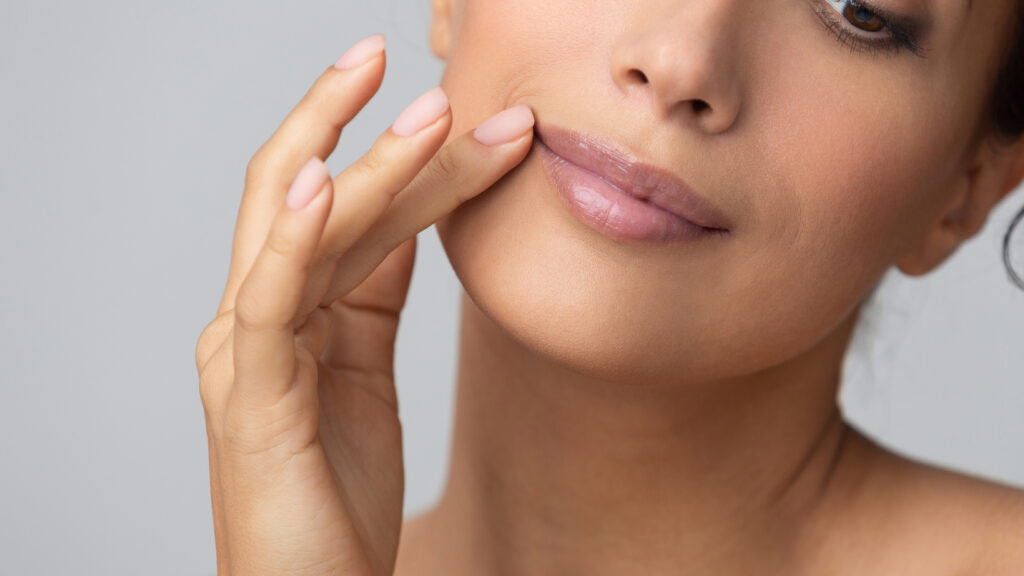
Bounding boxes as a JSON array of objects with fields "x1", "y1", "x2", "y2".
[{"x1": 416, "y1": 289, "x2": 878, "y2": 575}]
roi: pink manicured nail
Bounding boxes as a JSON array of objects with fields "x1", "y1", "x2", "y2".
[
  {"x1": 334, "y1": 33, "x2": 386, "y2": 70},
  {"x1": 391, "y1": 87, "x2": 450, "y2": 137},
  {"x1": 473, "y1": 105, "x2": 535, "y2": 146},
  {"x1": 286, "y1": 157, "x2": 330, "y2": 211}
]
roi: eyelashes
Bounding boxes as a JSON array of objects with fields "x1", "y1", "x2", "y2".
[{"x1": 811, "y1": 0, "x2": 926, "y2": 58}]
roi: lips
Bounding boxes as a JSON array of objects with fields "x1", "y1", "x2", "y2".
[{"x1": 533, "y1": 122, "x2": 731, "y2": 233}]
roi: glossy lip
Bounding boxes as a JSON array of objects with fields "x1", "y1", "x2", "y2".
[{"x1": 533, "y1": 121, "x2": 731, "y2": 232}]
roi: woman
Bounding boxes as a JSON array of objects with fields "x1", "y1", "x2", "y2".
[{"x1": 195, "y1": 0, "x2": 1024, "y2": 573}]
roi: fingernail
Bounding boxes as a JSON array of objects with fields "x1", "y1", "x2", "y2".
[
  {"x1": 333, "y1": 33, "x2": 386, "y2": 70},
  {"x1": 391, "y1": 87, "x2": 450, "y2": 137},
  {"x1": 286, "y1": 157, "x2": 330, "y2": 211},
  {"x1": 473, "y1": 105, "x2": 535, "y2": 146}
]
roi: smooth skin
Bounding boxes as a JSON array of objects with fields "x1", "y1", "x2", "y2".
[
  {"x1": 198, "y1": 0, "x2": 1024, "y2": 575},
  {"x1": 195, "y1": 46, "x2": 534, "y2": 576},
  {"x1": 405, "y1": 0, "x2": 1024, "y2": 574}
]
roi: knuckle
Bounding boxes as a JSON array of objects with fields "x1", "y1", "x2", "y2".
[
  {"x1": 233, "y1": 285, "x2": 290, "y2": 335},
  {"x1": 263, "y1": 226, "x2": 294, "y2": 261},
  {"x1": 197, "y1": 341, "x2": 232, "y2": 417},
  {"x1": 195, "y1": 327, "x2": 215, "y2": 372},
  {"x1": 232, "y1": 286, "x2": 265, "y2": 334},
  {"x1": 353, "y1": 143, "x2": 388, "y2": 180},
  {"x1": 233, "y1": 305, "x2": 266, "y2": 339},
  {"x1": 427, "y1": 145, "x2": 460, "y2": 183},
  {"x1": 195, "y1": 314, "x2": 233, "y2": 371},
  {"x1": 244, "y1": 142, "x2": 289, "y2": 191},
  {"x1": 299, "y1": 71, "x2": 334, "y2": 109},
  {"x1": 244, "y1": 146, "x2": 272, "y2": 187}
]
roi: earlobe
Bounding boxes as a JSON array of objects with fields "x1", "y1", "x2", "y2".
[
  {"x1": 1002, "y1": 137, "x2": 1024, "y2": 196},
  {"x1": 896, "y1": 136, "x2": 1024, "y2": 277},
  {"x1": 894, "y1": 166, "x2": 974, "y2": 276},
  {"x1": 429, "y1": 0, "x2": 453, "y2": 61}
]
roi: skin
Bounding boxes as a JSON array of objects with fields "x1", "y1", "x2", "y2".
[
  {"x1": 196, "y1": 0, "x2": 1024, "y2": 575},
  {"x1": 398, "y1": 0, "x2": 1024, "y2": 574}
]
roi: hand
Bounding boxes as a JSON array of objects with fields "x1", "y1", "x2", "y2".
[{"x1": 193, "y1": 34, "x2": 535, "y2": 576}]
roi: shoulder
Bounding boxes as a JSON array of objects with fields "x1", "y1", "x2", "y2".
[
  {"x1": 910, "y1": 461, "x2": 1024, "y2": 575},
  {"x1": 848, "y1": 431, "x2": 1024, "y2": 575},
  {"x1": 799, "y1": 426, "x2": 1024, "y2": 575}
]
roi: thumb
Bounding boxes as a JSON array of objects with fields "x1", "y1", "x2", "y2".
[
  {"x1": 343, "y1": 233, "x2": 418, "y2": 314},
  {"x1": 319, "y1": 234, "x2": 417, "y2": 379}
]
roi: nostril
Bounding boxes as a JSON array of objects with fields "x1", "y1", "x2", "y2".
[
  {"x1": 692, "y1": 99, "x2": 709, "y2": 112},
  {"x1": 629, "y1": 69, "x2": 649, "y2": 84}
]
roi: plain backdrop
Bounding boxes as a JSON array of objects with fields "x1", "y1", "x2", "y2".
[{"x1": 1, "y1": 2, "x2": 1023, "y2": 574}]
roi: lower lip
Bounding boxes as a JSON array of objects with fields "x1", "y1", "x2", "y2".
[{"x1": 537, "y1": 140, "x2": 718, "y2": 244}]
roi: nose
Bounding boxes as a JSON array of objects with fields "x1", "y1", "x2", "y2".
[{"x1": 611, "y1": 2, "x2": 744, "y2": 134}]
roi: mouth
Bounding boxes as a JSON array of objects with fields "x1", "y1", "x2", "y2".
[{"x1": 533, "y1": 121, "x2": 731, "y2": 244}]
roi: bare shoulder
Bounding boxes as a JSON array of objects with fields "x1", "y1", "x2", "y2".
[
  {"x1": 901, "y1": 457, "x2": 1024, "y2": 574},
  {"x1": 849, "y1": 431, "x2": 1024, "y2": 575}
]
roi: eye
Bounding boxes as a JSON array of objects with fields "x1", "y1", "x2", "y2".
[
  {"x1": 823, "y1": 0, "x2": 887, "y2": 35},
  {"x1": 839, "y1": 2, "x2": 884, "y2": 32},
  {"x1": 812, "y1": 0, "x2": 927, "y2": 58}
]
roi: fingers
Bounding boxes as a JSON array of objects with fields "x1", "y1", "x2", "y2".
[
  {"x1": 322, "y1": 104, "x2": 536, "y2": 305},
  {"x1": 232, "y1": 157, "x2": 333, "y2": 408},
  {"x1": 248, "y1": 35, "x2": 386, "y2": 196},
  {"x1": 219, "y1": 33, "x2": 387, "y2": 317},
  {"x1": 338, "y1": 234, "x2": 418, "y2": 320},
  {"x1": 291, "y1": 86, "x2": 453, "y2": 319},
  {"x1": 318, "y1": 235, "x2": 417, "y2": 377},
  {"x1": 293, "y1": 304, "x2": 333, "y2": 364}
]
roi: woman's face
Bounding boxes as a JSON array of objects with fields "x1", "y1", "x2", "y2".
[{"x1": 431, "y1": 0, "x2": 1017, "y2": 383}]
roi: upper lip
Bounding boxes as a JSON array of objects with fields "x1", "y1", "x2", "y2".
[{"x1": 534, "y1": 121, "x2": 730, "y2": 231}]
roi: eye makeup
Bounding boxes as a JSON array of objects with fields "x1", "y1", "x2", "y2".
[{"x1": 811, "y1": 0, "x2": 933, "y2": 58}]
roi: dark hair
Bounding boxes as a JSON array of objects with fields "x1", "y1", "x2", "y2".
[{"x1": 991, "y1": 1, "x2": 1024, "y2": 288}]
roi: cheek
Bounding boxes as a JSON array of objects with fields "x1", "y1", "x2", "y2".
[
  {"x1": 439, "y1": 0, "x2": 586, "y2": 139},
  {"x1": 708, "y1": 51, "x2": 965, "y2": 366},
  {"x1": 763, "y1": 66, "x2": 958, "y2": 285},
  {"x1": 752, "y1": 9, "x2": 969, "y2": 279}
]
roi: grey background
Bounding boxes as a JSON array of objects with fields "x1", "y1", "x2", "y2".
[{"x1": 1, "y1": 2, "x2": 1022, "y2": 574}]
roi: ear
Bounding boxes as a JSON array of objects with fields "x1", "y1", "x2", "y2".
[
  {"x1": 896, "y1": 134, "x2": 1024, "y2": 276},
  {"x1": 429, "y1": 0, "x2": 454, "y2": 61}
]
